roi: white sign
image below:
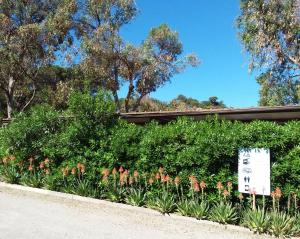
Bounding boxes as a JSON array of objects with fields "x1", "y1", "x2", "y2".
[{"x1": 238, "y1": 148, "x2": 270, "y2": 195}]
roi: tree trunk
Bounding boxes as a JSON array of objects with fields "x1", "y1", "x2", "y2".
[
  {"x1": 112, "y1": 66, "x2": 121, "y2": 112},
  {"x1": 132, "y1": 94, "x2": 145, "y2": 112},
  {"x1": 112, "y1": 91, "x2": 121, "y2": 112},
  {"x1": 21, "y1": 82, "x2": 36, "y2": 113},
  {"x1": 125, "y1": 80, "x2": 134, "y2": 113},
  {"x1": 6, "y1": 76, "x2": 15, "y2": 119}
]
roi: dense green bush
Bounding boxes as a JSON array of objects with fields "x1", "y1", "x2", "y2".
[
  {"x1": 109, "y1": 118, "x2": 300, "y2": 196},
  {"x1": 0, "y1": 105, "x2": 62, "y2": 161}
]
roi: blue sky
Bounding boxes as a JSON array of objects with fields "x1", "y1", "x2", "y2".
[{"x1": 118, "y1": 0, "x2": 260, "y2": 108}]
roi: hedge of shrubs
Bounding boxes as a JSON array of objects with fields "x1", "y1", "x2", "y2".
[{"x1": 0, "y1": 91, "x2": 299, "y2": 237}]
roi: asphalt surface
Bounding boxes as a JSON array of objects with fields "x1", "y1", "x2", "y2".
[{"x1": 0, "y1": 184, "x2": 275, "y2": 239}]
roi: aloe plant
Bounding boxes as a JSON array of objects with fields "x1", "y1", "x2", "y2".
[
  {"x1": 154, "y1": 192, "x2": 176, "y2": 215},
  {"x1": 177, "y1": 199, "x2": 193, "y2": 216},
  {"x1": 1, "y1": 165, "x2": 20, "y2": 184},
  {"x1": 209, "y1": 201, "x2": 238, "y2": 224},
  {"x1": 106, "y1": 187, "x2": 126, "y2": 202},
  {"x1": 269, "y1": 211, "x2": 300, "y2": 237},
  {"x1": 190, "y1": 201, "x2": 209, "y2": 220},
  {"x1": 242, "y1": 208, "x2": 270, "y2": 234},
  {"x1": 125, "y1": 188, "x2": 146, "y2": 207}
]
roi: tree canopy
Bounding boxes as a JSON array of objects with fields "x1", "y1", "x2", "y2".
[
  {"x1": 237, "y1": 0, "x2": 300, "y2": 106},
  {"x1": 0, "y1": 0, "x2": 76, "y2": 118}
]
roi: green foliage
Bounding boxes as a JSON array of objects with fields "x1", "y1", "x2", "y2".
[
  {"x1": 71, "y1": 179, "x2": 97, "y2": 198},
  {"x1": 190, "y1": 201, "x2": 210, "y2": 220},
  {"x1": 209, "y1": 202, "x2": 238, "y2": 224},
  {"x1": 0, "y1": 160, "x2": 21, "y2": 184},
  {"x1": 269, "y1": 211, "x2": 300, "y2": 238},
  {"x1": 20, "y1": 172, "x2": 43, "y2": 188},
  {"x1": 125, "y1": 188, "x2": 146, "y2": 207},
  {"x1": 242, "y1": 208, "x2": 270, "y2": 234},
  {"x1": 153, "y1": 192, "x2": 176, "y2": 215},
  {"x1": 106, "y1": 187, "x2": 126, "y2": 203},
  {"x1": 237, "y1": 0, "x2": 300, "y2": 106},
  {"x1": 177, "y1": 199, "x2": 193, "y2": 216},
  {"x1": 0, "y1": 105, "x2": 62, "y2": 161}
]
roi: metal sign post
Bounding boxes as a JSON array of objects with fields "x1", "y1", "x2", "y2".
[{"x1": 238, "y1": 148, "x2": 270, "y2": 196}]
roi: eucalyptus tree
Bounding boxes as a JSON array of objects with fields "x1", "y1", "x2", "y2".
[
  {"x1": 0, "y1": 0, "x2": 76, "y2": 118},
  {"x1": 122, "y1": 24, "x2": 199, "y2": 112},
  {"x1": 78, "y1": 0, "x2": 138, "y2": 110},
  {"x1": 237, "y1": 0, "x2": 300, "y2": 106},
  {"x1": 80, "y1": 2, "x2": 199, "y2": 112}
]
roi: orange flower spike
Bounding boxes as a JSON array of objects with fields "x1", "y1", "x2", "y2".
[
  {"x1": 155, "y1": 172, "x2": 160, "y2": 180},
  {"x1": 133, "y1": 170, "x2": 139, "y2": 178},
  {"x1": 28, "y1": 157, "x2": 34, "y2": 165},
  {"x1": 112, "y1": 168, "x2": 117, "y2": 175},
  {"x1": 129, "y1": 176, "x2": 134, "y2": 185},
  {"x1": 193, "y1": 181, "x2": 200, "y2": 192},
  {"x1": 148, "y1": 177, "x2": 154, "y2": 185},
  {"x1": 66, "y1": 166, "x2": 70, "y2": 176},
  {"x1": 77, "y1": 163, "x2": 81, "y2": 169},
  {"x1": 165, "y1": 175, "x2": 170, "y2": 183},
  {"x1": 271, "y1": 191, "x2": 276, "y2": 199},
  {"x1": 39, "y1": 161, "x2": 45, "y2": 169},
  {"x1": 101, "y1": 168, "x2": 109, "y2": 177},
  {"x1": 223, "y1": 189, "x2": 230, "y2": 198},
  {"x1": 200, "y1": 181, "x2": 206, "y2": 189},
  {"x1": 9, "y1": 155, "x2": 16, "y2": 161},
  {"x1": 80, "y1": 164, "x2": 85, "y2": 174},
  {"x1": 227, "y1": 181, "x2": 233, "y2": 189},
  {"x1": 160, "y1": 174, "x2": 166, "y2": 183},
  {"x1": 119, "y1": 166, "x2": 124, "y2": 173},
  {"x1": 45, "y1": 169, "x2": 50, "y2": 175},
  {"x1": 189, "y1": 175, "x2": 196, "y2": 184},
  {"x1": 119, "y1": 173, "x2": 125, "y2": 186},
  {"x1": 71, "y1": 167, "x2": 76, "y2": 175},
  {"x1": 28, "y1": 165, "x2": 33, "y2": 172},
  {"x1": 174, "y1": 176, "x2": 180, "y2": 186},
  {"x1": 44, "y1": 158, "x2": 50, "y2": 165},
  {"x1": 216, "y1": 181, "x2": 223, "y2": 190},
  {"x1": 275, "y1": 187, "x2": 282, "y2": 199}
]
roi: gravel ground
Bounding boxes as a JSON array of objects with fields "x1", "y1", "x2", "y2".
[{"x1": 0, "y1": 183, "x2": 277, "y2": 239}]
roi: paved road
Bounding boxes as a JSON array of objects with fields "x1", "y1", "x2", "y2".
[{"x1": 0, "y1": 184, "x2": 272, "y2": 239}]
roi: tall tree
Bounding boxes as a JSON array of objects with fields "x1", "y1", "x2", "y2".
[
  {"x1": 0, "y1": 0, "x2": 76, "y2": 118},
  {"x1": 78, "y1": 0, "x2": 138, "y2": 111},
  {"x1": 80, "y1": 2, "x2": 199, "y2": 112},
  {"x1": 122, "y1": 24, "x2": 199, "y2": 112},
  {"x1": 237, "y1": 0, "x2": 300, "y2": 106}
]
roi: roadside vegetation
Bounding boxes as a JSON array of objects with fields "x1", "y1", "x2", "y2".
[{"x1": 0, "y1": 90, "x2": 299, "y2": 238}]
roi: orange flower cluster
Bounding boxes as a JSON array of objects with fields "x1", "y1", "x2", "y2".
[
  {"x1": 200, "y1": 181, "x2": 206, "y2": 190},
  {"x1": 119, "y1": 169, "x2": 129, "y2": 186},
  {"x1": 28, "y1": 157, "x2": 34, "y2": 171},
  {"x1": 223, "y1": 189, "x2": 230, "y2": 198},
  {"x1": 188, "y1": 176, "x2": 200, "y2": 192},
  {"x1": 174, "y1": 176, "x2": 180, "y2": 186},
  {"x1": 77, "y1": 163, "x2": 85, "y2": 174},
  {"x1": 62, "y1": 166, "x2": 70, "y2": 176},
  {"x1": 2, "y1": 155, "x2": 16, "y2": 165},
  {"x1": 216, "y1": 181, "x2": 223, "y2": 190},
  {"x1": 271, "y1": 187, "x2": 282, "y2": 199},
  {"x1": 101, "y1": 168, "x2": 110, "y2": 183},
  {"x1": 40, "y1": 158, "x2": 51, "y2": 175}
]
